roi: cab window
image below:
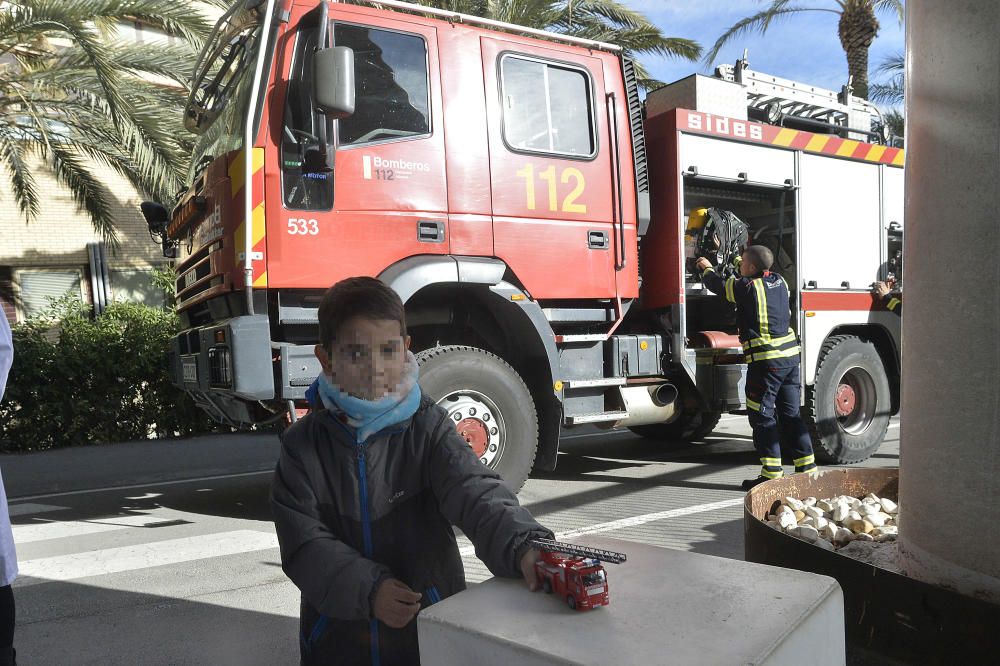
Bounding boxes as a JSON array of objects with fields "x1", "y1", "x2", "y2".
[{"x1": 500, "y1": 55, "x2": 595, "y2": 158}]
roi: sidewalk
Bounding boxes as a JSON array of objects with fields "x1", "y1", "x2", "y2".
[{"x1": 0, "y1": 433, "x2": 280, "y2": 499}]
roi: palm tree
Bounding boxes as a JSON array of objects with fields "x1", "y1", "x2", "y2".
[
  {"x1": 0, "y1": 1, "x2": 224, "y2": 247},
  {"x1": 870, "y1": 51, "x2": 903, "y2": 105},
  {"x1": 870, "y1": 51, "x2": 904, "y2": 140},
  {"x1": 401, "y1": 0, "x2": 701, "y2": 89},
  {"x1": 704, "y1": 0, "x2": 904, "y2": 100}
]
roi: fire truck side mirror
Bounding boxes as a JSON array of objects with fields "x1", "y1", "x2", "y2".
[{"x1": 314, "y1": 46, "x2": 355, "y2": 119}]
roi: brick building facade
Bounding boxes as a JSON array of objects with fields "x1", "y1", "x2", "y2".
[{"x1": 0, "y1": 155, "x2": 169, "y2": 324}]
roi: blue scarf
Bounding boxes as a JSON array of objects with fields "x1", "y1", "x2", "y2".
[{"x1": 311, "y1": 351, "x2": 421, "y2": 444}]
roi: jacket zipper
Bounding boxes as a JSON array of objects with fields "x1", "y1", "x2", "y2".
[{"x1": 358, "y1": 441, "x2": 380, "y2": 666}]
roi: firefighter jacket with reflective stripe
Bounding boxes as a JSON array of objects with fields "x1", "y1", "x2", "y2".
[
  {"x1": 702, "y1": 267, "x2": 801, "y2": 365},
  {"x1": 882, "y1": 293, "x2": 902, "y2": 316}
]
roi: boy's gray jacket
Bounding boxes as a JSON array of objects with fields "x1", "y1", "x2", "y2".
[{"x1": 271, "y1": 395, "x2": 552, "y2": 665}]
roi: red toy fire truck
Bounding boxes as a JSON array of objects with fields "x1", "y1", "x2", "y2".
[{"x1": 531, "y1": 539, "x2": 627, "y2": 611}]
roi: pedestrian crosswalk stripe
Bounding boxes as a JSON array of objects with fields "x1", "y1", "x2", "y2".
[
  {"x1": 458, "y1": 497, "x2": 745, "y2": 557},
  {"x1": 7, "y1": 503, "x2": 67, "y2": 517},
  {"x1": 13, "y1": 513, "x2": 177, "y2": 544},
  {"x1": 14, "y1": 530, "x2": 278, "y2": 587}
]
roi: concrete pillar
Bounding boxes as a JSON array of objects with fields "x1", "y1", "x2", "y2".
[{"x1": 897, "y1": 0, "x2": 1000, "y2": 602}]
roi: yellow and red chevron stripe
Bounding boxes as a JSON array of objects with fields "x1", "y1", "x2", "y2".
[
  {"x1": 679, "y1": 110, "x2": 904, "y2": 167},
  {"x1": 229, "y1": 148, "x2": 268, "y2": 288}
]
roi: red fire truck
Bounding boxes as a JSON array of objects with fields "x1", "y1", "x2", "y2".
[
  {"x1": 144, "y1": 0, "x2": 903, "y2": 491},
  {"x1": 531, "y1": 539, "x2": 627, "y2": 611}
]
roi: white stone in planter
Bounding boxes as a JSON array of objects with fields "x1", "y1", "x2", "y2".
[
  {"x1": 880, "y1": 497, "x2": 898, "y2": 514},
  {"x1": 814, "y1": 517, "x2": 829, "y2": 531},
  {"x1": 803, "y1": 497, "x2": 817, "y2": 507},
  {"x1": 848, "y1": 510, "x2": 863, "y2": 522},
  {"x1": 853, "y1": 532, "x2": 876, "y2": 542},
  {"x1": 820, "y1": 523, "x2": 838, "y2": 542},
  {"x1": 776, "y1": 504, "x2": 793, "y2": 517},
  {"x1": 767, "y1": 520, "x2": 783, "y2": 531},
  {"x1": 784, "y1": 497, "x2": 805, "y2": 511},
  {"x1": 835, "y1": 527, "x2": 854, "y2": 545},
  {"x1": 795, "y1": 525, "x2": 820, "y2": 542},
  {"x1": 870, "y1": 512, "x2": 891, "y2": 527},
  {"x1": 800, "y1": 517, "x2": 816, "y2": 528},
  {"x1": 872, "y1": 525, "x2": 898, "y2": 539},
  {"x1": 859, "y1": 503, "x2": 880, "y2": 516},
  {"x1": 778, "y1": 512, "x2": 797, "y2": 530},
  {"x1": 848, "y1": 497, "x2": 862, "y2": 509},
  {"x1": 813, "y1": 538, "x2": 835, "y2": 551},
  {"x1": 817, "y1": 500, "x2": 835, "y2": 513},
  {"x1": 831, "y1": 505, "x2": 850, "y2": 522},
  {"x1": 804, "y1": 506, "x2": 825, "y2": 519}
]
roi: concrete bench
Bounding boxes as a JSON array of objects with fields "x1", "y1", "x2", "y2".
[{"x1": 419, "y1": 537, "x2": 844, "y2": 665}]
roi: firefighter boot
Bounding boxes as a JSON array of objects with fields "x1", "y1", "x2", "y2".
[{"x1": 741, "y1": 476, "x2": 770, "y2": 491}]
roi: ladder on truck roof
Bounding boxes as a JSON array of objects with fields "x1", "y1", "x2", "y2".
[
  {"x1": 716, "y1": 55, "x2": 883, "y2": 141},
  {"x1": 532, "y1": 539, "x2": 628, "y2": 564}
]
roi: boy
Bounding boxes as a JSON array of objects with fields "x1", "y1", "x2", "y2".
[
  {"x1": 695, "y1": 246, "x2": 818, "y2": 491},
  {"x1": 271, "y1": 277, "x2": 553, "y2": 665}
]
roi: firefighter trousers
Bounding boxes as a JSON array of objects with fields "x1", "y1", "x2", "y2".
[{"x1": 744, "y1": 362, "x2": 816, "y2": 478}]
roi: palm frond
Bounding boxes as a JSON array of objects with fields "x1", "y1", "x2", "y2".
[
  {"x1": 873, "y1": 0, "x2": 904, "y2": 25},
  {"x1": 0, "y1": 126, "x2": 40, "y2": 222},
  {"x1": 45, "y1": 140, "x2": 120, "y2": 248},
  {"x1": 703, "y1": 3, "x2": 839, "y2": 67}
]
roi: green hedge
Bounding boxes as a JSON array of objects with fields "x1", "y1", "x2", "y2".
[{"x1": 0, "y1": 299, "x2": 218, "y2": 452}]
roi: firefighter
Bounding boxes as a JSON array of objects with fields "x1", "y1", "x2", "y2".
[
  {"x1": 872, "y1": 281, "x2": 902, "y2": 316},
  {"x1": 695, "y1": 247, "x2": 818, "y2": 490}
]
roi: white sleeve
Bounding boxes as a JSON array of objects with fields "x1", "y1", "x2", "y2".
[{"x1": 0, "y1": 314, "x2": 11, "y2": 402}]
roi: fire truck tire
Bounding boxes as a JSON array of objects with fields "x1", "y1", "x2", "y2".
[
  {"x1": 543, "y1": 579, "x2": 552, "y2": 594},
  {"x1": 567, "y1": 595, "x2": 576, "y2": 610},
  {"x1": 416, "y1": 345, "x2": 538, "y2": 493},
  {"x1": 627, "y1": 410, "x2": 722, "y2": 443},
  {"x1": 806, "y1": 335, "x2": 891, "y2": 464}
]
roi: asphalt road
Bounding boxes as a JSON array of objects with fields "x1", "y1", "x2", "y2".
[{"x1": 6, "y1": 416, "x2": 900, "y2": 665}]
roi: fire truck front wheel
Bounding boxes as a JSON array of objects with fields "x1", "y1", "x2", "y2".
[
  {"x1": 416, "y1": 345, "x2": 538, "y2": 493},
  {"x1": 806, "y1": 335, "x2": 891, "y2": 464}
]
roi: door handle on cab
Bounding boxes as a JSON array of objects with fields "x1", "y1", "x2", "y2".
[{"x1": 417, "y1": 220, "x2": 445, "y2": 243}]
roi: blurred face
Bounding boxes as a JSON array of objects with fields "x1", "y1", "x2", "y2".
[
  {"x1": 739, "y1": 252, "x2": 758, "y2": 277},
  {"x1": 315, "y1": 317, "x2": 411, "y2": 401}
]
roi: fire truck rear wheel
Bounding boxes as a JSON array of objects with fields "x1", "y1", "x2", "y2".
[
  {"x1": 416, "y1": 345, "x2": 538, "y2": 493},
  {"x1": 627, "y1": 410, "x2": 722, "y2": 443},
  {"x1": 566, "y1": 595, "x2": 576, "y2": 610},
  {"x1": 806, "y1": 334, "x2": 891, "y2": 464}
]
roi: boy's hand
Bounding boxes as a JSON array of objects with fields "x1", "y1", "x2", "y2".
[
  {"x1": 372, "y1": 578, "x2": 422, "y2": 628},
  {"x1": 519, "y1": 548, "x2": 541, "y2": 591},
  {"x1": 695, "y1": 257, "x2": 712, "y2": 273},
  {"x1": 872, "y1": 281, "x2": 890, "y2": 299}
]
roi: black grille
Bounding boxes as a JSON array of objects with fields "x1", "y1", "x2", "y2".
[{"x1": 622, "y1": 57, "x2": 648, "y2": 194}]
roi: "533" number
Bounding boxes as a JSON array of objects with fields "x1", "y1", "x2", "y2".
[{"x1": 287, "y1": 218, "x2": 319, "y2": 235}]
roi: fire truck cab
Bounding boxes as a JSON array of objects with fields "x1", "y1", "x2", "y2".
[
  {"x1": 149, "y1": 0, "x2": 902, "y2": 492},
  {"x1": 536, "y1": 552, "x2": 610, "y2": 611}
]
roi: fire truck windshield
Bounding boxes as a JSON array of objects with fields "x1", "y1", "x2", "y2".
[
  {"x1": 185, "y1": 3, "x2": 276, "y2": 182},
  {"x1": 581, "y1": 570, "x2": 606, "y2": 586}
]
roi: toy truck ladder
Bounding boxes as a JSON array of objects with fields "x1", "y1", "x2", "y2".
[{"x1": 532, "y1": 539, "x2": 627, "y2": 564}]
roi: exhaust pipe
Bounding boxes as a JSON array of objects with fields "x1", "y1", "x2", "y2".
[{"x1": 612, "y1": 383, "x2": 679, "y2": 427}]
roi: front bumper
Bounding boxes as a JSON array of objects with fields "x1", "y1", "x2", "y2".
[{"x1": 169, "y1": 315, "x2": 321, "y2": 425}]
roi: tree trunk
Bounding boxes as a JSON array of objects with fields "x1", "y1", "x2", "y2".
[{"x1": 838, "y1": 3, "x2": 880, "y2": 100}]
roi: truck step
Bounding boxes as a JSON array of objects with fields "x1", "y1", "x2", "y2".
[
  {"x1": 563, "y1": 378, "x2": 627, "y2": 389},
  {"x1": 555, "y1": 334, "x2": 608, "y2": 344},
  {"x1": 565, "y1": 411, "x2": 629, "y2": 425}
]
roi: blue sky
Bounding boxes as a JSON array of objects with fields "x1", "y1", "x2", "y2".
[{"x1": 620, "y1": 1, "x2": 904, "y2": 105}]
